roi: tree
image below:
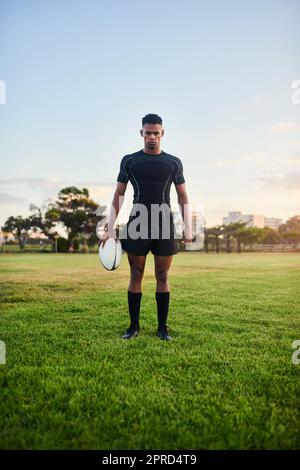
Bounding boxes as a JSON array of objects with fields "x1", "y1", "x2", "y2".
[
  {"x1": 205, "y1": 226, "x2": 223, "y2": 253},
  {"x1": 203, "y1": 228, "x2": 209, "y2": 253},
  {"x1": 282, "y1": 231, "x2": 300, "y2": 248},
  {"x1": 1, "y1": 188, "x2": 106, "y2": 253},
  {"x1": 279, "y1": 215, "x2": 300, "y2": 235},
  {"x1": 222, "y1": 223, "x2": 248, "y2": 253},
  {"x1": 239, "y1": 227, "x2": 262, "y2": 250},
  {"x1": 286, "y1": 215, "x2": 300, "y2": 232},
  {"x1": 45, "y1": 186, "x2": 105, "y2": 251},
  {"x1": 222, "y1": 222, "x2": 247, "y2": 253},
  {"x1": 222, "y1": 224, "x2": 233, "y2": 253},
  {"x1": 2, "y1": 212, "x2": 43, "y2": 250},
  {"x1": 2, "y1": 216, "x2": 29, "y2": 250},
  {"x1": 229, "y1": 222, "x2": 248, "y2": 253},
  {"x1": 27, "y1": 204, "x2": 45, "y2": 239},
  {"x1": 260, "y1": 227, "x2": 281, "y2": 244},
  {"x1": 43, "y1": 206, "x2": 65, "y2": 252}
]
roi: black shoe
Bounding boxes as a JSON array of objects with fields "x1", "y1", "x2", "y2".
[
  {"x1": 122, "y1": 324, "x2": 140, "y2": 339},
  {"x1": 157, "y1": 325, "x2": 172, "y2": 341}
]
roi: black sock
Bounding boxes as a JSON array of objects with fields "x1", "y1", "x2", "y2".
[
  {"x1": 128, "y1": 291, "x2": 142, "y2": 328},
  {"x1": 156, "y1": 292, "x2": 170, "y2": 328}
]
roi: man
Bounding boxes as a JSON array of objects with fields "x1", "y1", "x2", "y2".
[{"x1": 99, "y1": 114, "x2": 192, "y2": 340}]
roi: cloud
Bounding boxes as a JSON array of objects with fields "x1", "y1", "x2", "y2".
[
  {"x1": 270, "y1": 122, "x2": 300, "y2": 133},
  {"x1": 87, "y1": 184, "x2": 115, "y2": 201},
  {"x1": 285, "y1": 154, "x2": 300, "y2": 166},
  {"x1": 0, "y1": 177, "x2": 116, "y2": 211},
  {"x1": 208, "y1": 152, "x2": 265, "y2": 168},
  {"x1": 0, "y1": 193, "x2": 27, "y2": 204},
  {"x1": 0, "y1": 177, "x2": 115, "y2": 195},
  {"x1": 258, "y1": 172, "x2": 300, "y2": 192},
  {"x1": 209, "y1": 151, "x2": 300, "y2": 171},
  {"x1": 0, "y1": 177, "x2": 62, "y2": 187},
  {"x1": 0, "y1": 177, "x2": 63, "y2": 198},
  {"x1": 77, "y1": 181, "x2": 115, "y2": 187}
]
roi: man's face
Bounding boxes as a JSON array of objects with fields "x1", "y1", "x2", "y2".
[{"x1": 140, "y1": 123, "x2": 164, "y2": 151}]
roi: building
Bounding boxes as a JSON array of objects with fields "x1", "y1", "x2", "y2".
[
  {"x1": 222, "y1": 211, "x2": 282, "y2": 229},
  {"x1": 264, "y1": 217, "x2": 283, "y2": 230}
]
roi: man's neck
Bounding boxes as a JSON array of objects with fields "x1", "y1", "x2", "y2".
[{"x1": 143, "y1": 147, "x2": 162, "y2": 155}]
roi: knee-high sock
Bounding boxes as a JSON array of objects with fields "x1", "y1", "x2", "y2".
[
  {"x1": 128, "y1": 291, "x2": 142, "y2": 327},
  {"x1": 156, "y1": 291, "x2": 170, "y2": 328}
]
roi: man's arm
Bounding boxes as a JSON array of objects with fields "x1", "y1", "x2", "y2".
[
  {"x1": 99, "y1": 182, "x2": 127, "y2": 245},
  {"x1": 175, "y1": 183, "x2": 193, "y2": 243}
]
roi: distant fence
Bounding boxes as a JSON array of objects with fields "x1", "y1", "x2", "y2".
[
  {"x1": 250, "y1": 244, "x2": 300, "y2": 253},
  {"x1": 1, "y1": 242, "x2": 299, "y2": 254},
  {"x1": 204, "y1": 241, "x2": 300, "y2": 253},
  {"x1": 0, "y1": 244, "x2": 53, "y2": 253}
]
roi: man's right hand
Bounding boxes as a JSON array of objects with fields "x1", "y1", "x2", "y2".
[
  {"x1": 98, "y1": 231, "x2": 110, "y2": 247},
  {"x1": 98, "y1": 225, "x2": 118, "y2": 247}
]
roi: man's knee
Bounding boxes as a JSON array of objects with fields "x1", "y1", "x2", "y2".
[
  {"x1": 131, "y1": 265, "x2": 144, "y2": 282},
  {"x1": 155, "y1": 269, "x2": 168, "y2": 284}
]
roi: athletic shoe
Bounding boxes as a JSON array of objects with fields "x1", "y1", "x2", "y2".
[
  {"x1": 122, "y1": 324, "x2": 140, "y2": 339},
  {"x1": 157, "y1": 325, "x2": 172, "y2": 341}
]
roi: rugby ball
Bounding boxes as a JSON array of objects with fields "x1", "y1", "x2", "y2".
[{"x1": 99, "y1": 238, "x2": 122, "y2": 271}]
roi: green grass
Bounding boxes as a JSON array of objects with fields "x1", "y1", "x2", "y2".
[{"x1": 0, "y1": 252, "x2": 299, "y2": 450}]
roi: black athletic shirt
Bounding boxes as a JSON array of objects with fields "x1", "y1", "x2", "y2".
[{"x1": 117, "y1": 149, "x2": 185, "y2": 207}]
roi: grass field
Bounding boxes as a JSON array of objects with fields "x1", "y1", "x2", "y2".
[{"x1": 0, "y1": 252, "x2": 299, "y2": 450}]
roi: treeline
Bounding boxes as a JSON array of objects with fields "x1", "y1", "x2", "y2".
[
  {"x1": 203, "y1": 218, "x2": 300, "y2": 253},
  {"x1": 1, "y1": 186, "x2": 106, "y2": 252},
  {"x1": 1, "y1": 186, "x2": 300, "y2": 253}
]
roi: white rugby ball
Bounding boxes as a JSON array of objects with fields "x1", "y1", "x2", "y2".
[{"x1": 99, "y1": 238, "x2": 122, "y2": 271}]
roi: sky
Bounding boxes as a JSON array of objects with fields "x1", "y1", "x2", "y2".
[{"x1": 0, "y1": 0, "x2": 299, "y2": 228}]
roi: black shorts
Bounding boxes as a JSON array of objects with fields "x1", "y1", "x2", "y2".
[
  {"x1": 120, "y1": 213, "x2": 179, "y2": 256},
  {"x1": 120, "y1": 236, "x2": 179, "y2": 256}
]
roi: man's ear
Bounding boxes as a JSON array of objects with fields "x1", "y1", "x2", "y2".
[
  {"x1": 140, "y1": 129, "x2": 144, "y2": 137},
  {"x1": 161, "y1": 129, "x2": 165, "y2": 137}
]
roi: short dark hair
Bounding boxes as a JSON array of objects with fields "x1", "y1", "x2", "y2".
[{"x1": 142, "y1": 114, "x2": 162, "y2": 126}]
